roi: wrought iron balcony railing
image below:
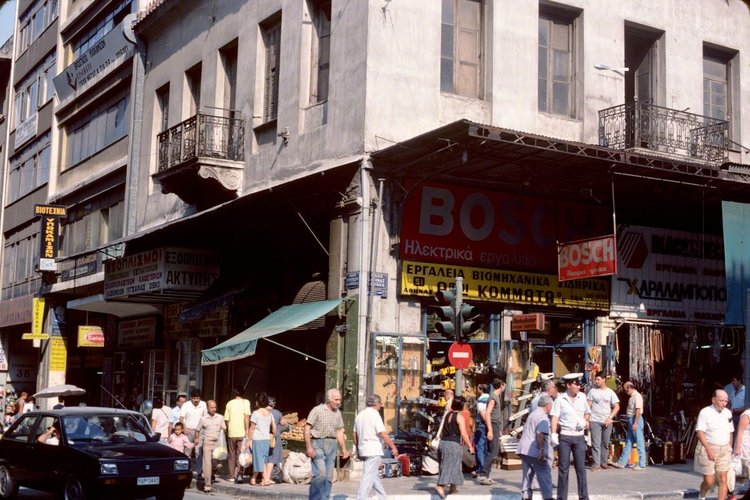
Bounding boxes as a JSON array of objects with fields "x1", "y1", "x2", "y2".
[
  {"x1": 157, "y1": 112, "x2": 245, "y2": 172},
  {"x1": 598, "y1": 101, "x2": 728, "y2": 163}
]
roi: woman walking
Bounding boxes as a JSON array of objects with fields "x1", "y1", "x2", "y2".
[
  {"x1": 248, "y1": 392, "x2": 276, "y2": 486},
  {"x1": 436, "y1": 396, "x2": 474, "y2": 499}
]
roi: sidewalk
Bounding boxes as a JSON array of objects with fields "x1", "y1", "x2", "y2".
[{"x1": 197, "y1": 461, "x2": 748, "y2": 499}]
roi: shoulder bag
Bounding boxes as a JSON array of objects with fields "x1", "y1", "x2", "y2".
[{"x1": 430, "y1": 411, "x2": 449, "y2": 451}]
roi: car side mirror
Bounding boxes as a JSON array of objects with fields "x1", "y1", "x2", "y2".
[{"x1": 152, "y1": 432, "x2": 161, "y2": 442}]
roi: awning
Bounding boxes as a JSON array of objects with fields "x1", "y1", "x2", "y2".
[{"x1": 200, "y1": 298, "x2": 342, "y2": 366}]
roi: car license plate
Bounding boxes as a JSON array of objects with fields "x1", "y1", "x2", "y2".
[{"x1": 137, "y1": 476, "x2": 160, "y2": 486}]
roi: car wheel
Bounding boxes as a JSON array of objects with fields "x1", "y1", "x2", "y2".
[
  {"x1": 156, "y1": 491, "x2": 185, "y2": 500},
  {"x1": 63, "y1": 476, "x2": 87, "y2": 500},
  {"x1": 0, "y1": 465, "x2": 18, "y2": 499}
]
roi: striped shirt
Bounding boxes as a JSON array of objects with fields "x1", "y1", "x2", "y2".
[{"x1": 306, "y1": 403, "x2": 344, "y2": 439}]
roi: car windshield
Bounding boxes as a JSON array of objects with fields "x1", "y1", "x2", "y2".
[{"x1": 63, "y1": 414, "x2": 149, "y2": 445}]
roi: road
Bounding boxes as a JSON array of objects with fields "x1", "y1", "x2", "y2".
[{"x1": 16, "y1": 487, "x2": 242, "y2": 499}]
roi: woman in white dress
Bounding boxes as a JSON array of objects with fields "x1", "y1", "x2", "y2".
[{"x1": 732, "y1": 408, "x2": 750, "y2": 477}]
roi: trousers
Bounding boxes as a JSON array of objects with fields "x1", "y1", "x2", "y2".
[
  {"x1": 202, "y1": 439, "x2": 217, "y2": 491},
  {"x1": 356, "y1": 455, "x2": 386, "y2": 500},
  {"x1": 309, "y1": 438, "x2": 337, "y2": 500},
  {"x1": 557, "y1": 434, "x2": 588, "y2": 500},
  {"x1": 589, "y1": 420, "x2": 613, "y2": 466},
  {"x1": 617, "y1": 416, "x2": 646, "y2": 468},
  {"x1": 520, "y1": 454, "x2": 553, "y2": 499},
  {"x1": 227, "y1": 436, "x2": 244, "y2": 478},
  {"x1": 474, "y1": 421, "x2": 488, "y2": 473},
  {"x1": 480, "y1": 421, "x2": 501, "y2": 477}
]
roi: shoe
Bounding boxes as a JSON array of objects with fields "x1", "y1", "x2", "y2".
[
  {"x1": 611, "y1": 462, "x2": 625, "y2": 469},
  {"x1": 471, "y1": 471, "x2": 478, "y2": 478},
  {"x1": 590, "y1": 465, "x2": 600, "y2": 471},
  {"x1": 235, "y1": 475, "x2": 243, "y2": 484},
  {"x1": 449, "y1": 485, "x2": 458, "y2": 494},
  {"x1": 600, "y1": 464, "x2": 608, "y2": 470},
  {"x1": 478, "y1": 477, "x2": 495, "y2": 485},
  {"x1": 632, "y1": 465, "x2": 645, "y2": 471}
]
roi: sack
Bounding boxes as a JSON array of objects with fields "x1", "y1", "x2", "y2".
[
  {"x1": 430, "y1": 412, "x2": 448, "y2": 451},
  {"x1": 239, "y1": 449, "x2": 252, "y2": 468},
  {"x1": 733, "y1": 455, "x2": 743, "y2": 477},
  {"x1": 282, "y1": 451, "x2": 312, "y2": 484},
  {"x1": 728, "y1": 459, "x2": 737, "y2": 492},
  {"x1": 270, "y1": 433, "x2": 276, "y2": 449},
  {"x1": 212, "y1": 431, "x2": 228, "y2": 461}
]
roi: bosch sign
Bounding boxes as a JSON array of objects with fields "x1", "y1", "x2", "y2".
[{"x1": 558, "y1": 235, "x2": 617, "y2": 281}]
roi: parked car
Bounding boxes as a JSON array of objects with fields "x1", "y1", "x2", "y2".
[{"x1": 0, "y1": 407, "x2": 191, "y2": 499}]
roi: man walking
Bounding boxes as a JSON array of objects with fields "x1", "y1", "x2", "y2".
[
  {"x1": 478, "y1": 378, "x2": 505, "y2": 485},
  {"x1": 181, "y1": 390, "x2": 207, "y2": 477},
  {"x1": 305, "y1": 388, "x2": 350, "y2": 500},
  {"x1": 353, "y1": 394, "x2": 398, "y2": 500},
  {"x1": 551, "y1": 374, "x2": 590, "y2": 500},
  {"x1": 612, "y1": 381, "x2": 646, "y2": 471},
  {"x1": 195, "y1": 400, "x2": 226, "y2": 494},
  {"x1": 473, "y1": 384, "x2": 489, "y2": 478},
  {"x1": 587, "y1": 372, "x2": 619, "y2": 470},
  {"x1": 725, "y1": 374, "x2": 746, "y2": 429},
  {"x1": 170, "y1": 393, "x2": 187, "y2": 435},
  {"x1": 531, "y1": 379, "x2": 558, "y2": 413},
  {"x1": 694, "y1": 389, "x2": 733, "y2": 500},
  {"x1": 518, "y1": 394, "x2": 554, "y2": 500},
  {"x1": 224, "y1": 387, "x2": 250, "y2": 483}
]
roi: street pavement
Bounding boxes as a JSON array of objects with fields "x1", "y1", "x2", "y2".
[{"x1": 193, "y1": 461, "x2": 749, "y2": 499}]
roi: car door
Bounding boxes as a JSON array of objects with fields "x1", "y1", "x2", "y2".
[
  {"x1": 29, "y1": 415, "x2": 67, "y2": 489},
  {"x1": 0, "y1": 414, "x2": 40, "y2": 483}
]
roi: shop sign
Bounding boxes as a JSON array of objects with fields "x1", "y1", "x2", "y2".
[
  {"x1": 53, "y1": 20, "x2": 135, "y2": 102},
  {"x1": 512, "y1": 313, "x2": 545, "y2": 332},
  {"x1": 35, "y1": 204, "x2": 67, "y2": 272},
  {"x1": 78, "y1": 325, "x2": 105, "y2": 348},
  {"x1": 400, "y1": 183, "x2": 610, "y2": 273},
  {"x1": 610, "y1": 225, "x2": 726, "y2": 323},
  {"x1": 163, "y1": 303, "x2": 228, "y2": 339},
  {"x1": 23, "y1": 297, "x2": 49, "y2": 340},
  {"x1": 14, "y1": 112, "x2": 37, "y2": 149},
  {"x1": 401, "y1": 260, "x2": 609, "y2": 310},
  {"x1": 0, "y1": 333, "x2": 8, "y2": 371},
  {"x1": 8, "y1": 356, "x2": 36, "y2": 382},
  {"x1": 103, "y1": 248, "x2": 220, "y2": 299},
  {"x1": 0, "y1": 295, "x2": 33, "y2": 328},
  {"x1": 118, "y1": 317, "x2": 157, "y2": 349},
  {"x1": 60, "y1": 252, "x2": 99, "y2": 281},
  {"x1": 49, "y1": 337, "x2": 67, "y2": 372},
  {"x1": 558, "y1": 235, "x2": 617, "y2": 281}
]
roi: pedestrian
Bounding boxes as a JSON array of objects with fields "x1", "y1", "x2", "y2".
[
  {"x1": 180, "y1": 389, "x2": 207, "y2": 478},
  {"x1": 22, "y1": 396, "x2": 35, "y2": 413},
  {"x1": 266, "y1": 395, "x2": 290, "y2": 483},
  {"x1": 443, "y1": 389, "x2": 454, "y2": 414},
  {"x1": 435, "y1": 396, "x2": 474, "y2": 499},
  {"x1": 129, "y1": 387, "x2": 143, "y2": 412},
  {"x1": 248, "y1": 392, "x2": 276, "y2": 486},
  {"x1": 224, "y1": 387, "x2": 250, "y2": 483},
  {"x1": 53, "y1": 397, "x2": 65, "y2": 410},
  {"x1": 612, "y1": 381, "x2": 646, "y2": 471},
  {"x1": 168, "y1": 422, "x2": 194, "y2": 456},
  {"x1": 694, "y1": 389, "x2": 733, "y2": 500},
  {"x1": 171, "y1": 393, "x2": 187, "y2": 429},
  {"x1": 472, "y1": 384, "x2": 489, "y2": 478},
  {"x1": 14, "y1": 390, "x2": 28, "y2": 415},
  {"x1": 353, "y1": 394, "x2": 399, "y2": 500},
  {"x1": 150, "y1": 395, "x2": 171, "y2": 444},
  {"x1": 550, "y1": 373, "x2": 590, "y2": 500},
  {"x1": 724, "y1": 374, "x2": 746, "y2": 429},
  {"x1": 195, "y1": 400, "x2": 226, "y2": 494},
  {"x1": 304, "y1": 388, "x2": 350, "y2": 500},
  {"x1": 587, "y1": 372, "x2": 620, "y2": 470},
  {"x1": 518, "y1": 393, "x2": 554, "y2": 500},
  {"x1": 477, "y1": 378, "x2": 505, "y2": 485},
  {"x1": 530, "y1": 379, "x2": 558, "y2": 413}
]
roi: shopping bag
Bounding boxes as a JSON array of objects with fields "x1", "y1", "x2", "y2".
[
  {"x1": 212, "y1": 431, "x2": 228, "y2": 460},
  {"x1": 239, "y1": 449, "x2": 253, "y2": 468},
  {"x1": 282, "y1": 451, "x2": 312, "y2": 484}
]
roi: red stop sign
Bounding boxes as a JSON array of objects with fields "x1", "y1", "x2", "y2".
[{"x1": 448, "y1": 342, "x2": 473, "y2": 369}]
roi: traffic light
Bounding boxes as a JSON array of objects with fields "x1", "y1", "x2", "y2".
[
  {"x1": 459, "y1": 303, "x2": 484, "y2": 342},
  {"x1": 434, "y1": 288, "x2": 457, "y2": 339}
]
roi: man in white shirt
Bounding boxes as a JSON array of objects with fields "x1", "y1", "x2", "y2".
[
  {"x1": 695, "y1": 389, "x2": 733, "y2": 500},
  {"x1": 181, "y1": 390, "x2": 207, "y2": 477},
  {"x1": 551, "y1": 374, "x2": 590, "y2": 500},
  {"x1": 353, "y1": 394, "x2": 398, "y2": 500},
  {"x1": 587, "y1": 372, "x2": 619, "y2": 470},
  {"x1": 613, "y1": 381, "x2": 646, "y2": 470},
  {"x1": 724, "y1": 375, "x2": 746, "y2": 429}
]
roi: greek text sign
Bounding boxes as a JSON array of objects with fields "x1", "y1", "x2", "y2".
[
  {"x1": 103, "y1": 248, "x2": 219, "y2": 299},
  {"x1": 400, "y1": 183, "x2": 610, "y2": 273},
  {"x1": 401, "y1": 260, "x2": 609, "y2": 310},
  {"x1": 53, "y1": 20, "x2": 134, "y2": 102},
  {"x1": 610, "y1": 225, "x2": 726, "y2": 322},
  {"x1": 49, "y1": 337, "x2": 67, "y2": 372},
  {"x1": 558, "y1": 235, "x2": 617, "y2": 281},
  {"x1": 14, "y1": 113, "x2": 37, "y2": 149},
  {"x1": 118, "y1": 317, "x2": 156, "y2": 349}
]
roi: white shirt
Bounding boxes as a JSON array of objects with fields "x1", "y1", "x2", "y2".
[
  {"x1": 180, "y1": 400, "x2": 207, "y2": 429},
  {"x1": 588, "y1": 387, "x2": 619, "y2": 423},
  {"x1": 696, "y1": 404, "x2": 734, "y2": 446},
  {"x1": 626, "y1": 390, "x2": 644, "y2": 417},
  {"x1": 551, "y1": 392, "x2": 590, "y2": 432},
  {"x1": 354, "y1": 407, "x2": 387, "y2": 457},
  {"x1": 724, "y1": 383, "x2": 746, "y2": 410}
]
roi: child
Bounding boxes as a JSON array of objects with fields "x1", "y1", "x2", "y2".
[{"x1": 168, "y1": 422, "x2": 194, "y2": 455}]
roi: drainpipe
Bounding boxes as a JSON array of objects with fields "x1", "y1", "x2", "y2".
[{"x1": 356, "y1": 156, "x2": 372, "y2": 412}]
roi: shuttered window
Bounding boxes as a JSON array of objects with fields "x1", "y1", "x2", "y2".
[
  {"x1": 538, "y1": 6, "x2": 578, "y2": 117},
  {"x1": 440, "y1": 0, "x2": 483, "y2": 98},
  {"x1": 263, "y1": 20, "x2": 282, "y2": 122},
  {"x1": 309, "y1": 0, "x2": 331, "y2": 104}
]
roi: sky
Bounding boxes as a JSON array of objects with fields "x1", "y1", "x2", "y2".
[{"x1": 0, "y1": 1, "x2": 16, "y2": 45}]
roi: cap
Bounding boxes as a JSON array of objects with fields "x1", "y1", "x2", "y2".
[{"x1": 562, "y1": 372, "x2": 584, "y2": 385}]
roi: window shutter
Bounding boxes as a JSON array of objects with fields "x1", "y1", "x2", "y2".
[
  {"x1": 264, "y1": 23, "x2": 281, "y2": 122},
  {"x1": 455, "y1": 0, "x2": 481, "y2": 98}
]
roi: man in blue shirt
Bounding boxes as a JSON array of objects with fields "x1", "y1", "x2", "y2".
[{"x1": 724, "y1": 374, "x2": 746, "y2": 429}]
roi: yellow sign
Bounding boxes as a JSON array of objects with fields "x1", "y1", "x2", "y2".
[
  {"x1": 32, "y1": 297, "x2": 45, "y2": 335},
  {"x1": 22, "y1": 333, "x2": 50, "y2": 340},
  {"x1": 401, "y1": 260, "x2": 610, "y2": 310},
  {"x1": 78, "y1": 325, "x2": 105, "y2": 347},
  {"x1": 49, "y1": 337, "x2": 67, "y2": 372}
]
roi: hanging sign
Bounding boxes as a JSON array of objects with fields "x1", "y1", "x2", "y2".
[
  {"x1": 78, "y1": 325, "x2": 105, "y2": 347},
  {"x1": 512, "y1": 313, "x2": 545, "y2": 332},
  {"x1": 35, "y1": 204, "x2": 67, "y2": 272},
  {"x1": 49, "y1": 337, "x2": 67, "y2": 372},
  {"x1": 558, "y1": 235, "x2": 617, "y2": 281},
  {"x1": 22, "y1": 297, "x2": 49, "y2": 340}
]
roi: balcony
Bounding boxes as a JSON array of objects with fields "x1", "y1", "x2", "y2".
[
  {"x1": 154, "y1": 111, "x2": 245, "y2": 208},
  {"x1": 598, "y1": 101, "x2": 728, "y2": 164}
]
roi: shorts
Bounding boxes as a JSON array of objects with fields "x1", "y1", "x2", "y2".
[{"x1": 694, "y1": 442, "x2": 732, "y2": 475}]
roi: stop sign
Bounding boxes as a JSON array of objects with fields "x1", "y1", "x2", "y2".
[{"x1": 448, "y1": 342, "x2": 473, "y2": 369}]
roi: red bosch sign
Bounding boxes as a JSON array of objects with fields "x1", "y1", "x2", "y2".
[{"x1": 558, "y1": 235, "x2": 617, "y2": 282}]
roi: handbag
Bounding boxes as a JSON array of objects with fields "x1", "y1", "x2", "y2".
[
  {"x1": 270, "y1": 433, "x2": 276, "y2": 449},
  {"x1": 430, "y1": 412, "x2": 448, "y2": 451}
]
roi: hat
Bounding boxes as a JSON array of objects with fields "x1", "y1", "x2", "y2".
[{"x1": 562, "y1": 373, "x2": 584, "y2": 385}]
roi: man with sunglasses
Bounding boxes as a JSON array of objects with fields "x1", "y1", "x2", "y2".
[{"x1": 551, "y1": 374, "x2": 590, "y2": 500}]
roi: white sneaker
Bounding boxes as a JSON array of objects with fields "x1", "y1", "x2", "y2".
[{"x1": 632, "y1": 465, "x2": 645, "y2": 471}]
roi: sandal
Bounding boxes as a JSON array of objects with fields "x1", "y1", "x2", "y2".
[
  {"x1": 260, "y1": 481, "x2": 273, "y2": 486},
  {"x1": 249, "y1": 479, "x2": 257, "y2": 485},
  {"x1": 435, "y1": 485, "x2": 446, "y2": 499}
]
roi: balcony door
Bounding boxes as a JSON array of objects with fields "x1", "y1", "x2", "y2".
[{"x1": 624, "y1": 26, "x2": 660, "y2": 148}]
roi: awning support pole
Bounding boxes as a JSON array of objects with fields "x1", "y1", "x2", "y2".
[{"x1": 261, "y1": 336, "x2": 326, "y2": 365}]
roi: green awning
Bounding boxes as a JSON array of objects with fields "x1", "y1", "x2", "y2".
[{"x1": 200, "y1": 298, "x2": 342, "y2": 366}]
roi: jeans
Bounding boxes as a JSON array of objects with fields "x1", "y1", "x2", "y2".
[
  {"x1": 589, "y1": 420, "x2": 613, "y2": 466},
  {"x1": 474, "y1": 422, "x2": 487, "y2": 473},
  {"x1": 520, "y1": 454, "x2": 553, "y2": 499},
  {"x1": 356, "y1": 455, "x2": 386, "y2": 500},
  {"x1": 557, "y1": 434, "x2": 588, "y2": 500},
  {"x1": 480, "y1": 421, "x2": 501, "y2": 477},
  {"x1": 309, "y1": 438, "x2": 337, "y2": 500},
  {"x1": 617, "y1": 416, "x2": 646, "y2": 468}
]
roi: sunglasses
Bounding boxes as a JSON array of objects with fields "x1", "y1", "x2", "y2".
[{"x1": 567, "y1": 380, "x2": 582, "y2": 386}]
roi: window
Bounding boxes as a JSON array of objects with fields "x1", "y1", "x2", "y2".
[
  {"x1": 16, "y1": 0, "x2": 58, "y2": 56},
  {"x1": 66, "y1": 95, "x2": 130, "y2": 167},
  {"x1": 6, "y1": 133, "x2": 51, "y2": 203},
  {"x1": 538, "y1": 7, "x2": 577, "y2": 116},
  {"x1": 262, "y1": 17, "x2": 282, "y2": 122},
  {"x1": 440, "y1": 0, "x2": 483, "y2": 98},
  {"x1": 156, "y1": 84, "x2": 170, "y2": 132},
  {"x1": 219, "y1": 42, "x2": 238, "y2": 112},
  {"x1": 71, "y1": 0, "x2": 131, "y2": 60},
  {"x1": 308, "y1": 0, "x2": 331, "y2": 104},
  {"x1": 1, "y1": 233, "x2": 39, "y2": 300},
  {"x1": 13, "y1": 52, "x2": 56, "y2": 128},
  {"x1": 185, "y1": 64, "x2": 202, "y2": 117},
  {"x1": 703, "y1": 53, "x2": 729, "y2": 122},
  {"x1": 60, "y1": 194, "x2": 124, "y2": 257}
]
